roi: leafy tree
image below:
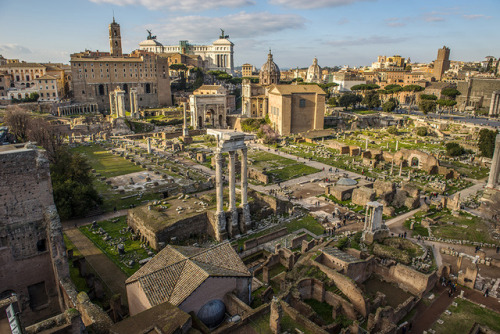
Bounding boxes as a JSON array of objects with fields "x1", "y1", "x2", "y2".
[
  {"x1": 420, "y1": 94, "x2": 438, "y2": 101},
  {"x1": 436, "y1": 99, "x2": 457, "y2": 112},
  {"x1": 383, "y1": 100, "x2": 397, "y2": 113},
  {"x1": 190, "y1": 67, "x2": 204, "y2": 90},
  {"x1": 339, "y1": 93, "x2": 362, "y2": 110},
  {"x1": 416, "y1": 127, "x2": 428, "y2": 136},
  {"x1": 327, "y1": 97, "x2": 337, "y2": 106},
  {"x1": 362, "y1": 90, "x2": 381, "y2": 109},
  {"x1": 441, "y1": 88, "x2": 461, "y2": 99},
  {"x1": 445, "y1": 142, "x2": 465, "y2": 156},
  {"x1": 50, "y1": 148, "x2": 102, "y2": 219},
  {"x1": 478, "y1": 128, "x2": 498, "y2": 158},
  {"x1": 419, "y1": 100, "x2": 436, "y2": 114},
  {"x1": 169, "y1": 63, "x2": 188, "y2": 71},
  {"x1": 351, "y1": 84, "x2": 380, "y2": 91}
]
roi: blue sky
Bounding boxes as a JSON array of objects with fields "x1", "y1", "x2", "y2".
[{"x1": 0, "y1": 0, "x2": 498, "y2": 68}]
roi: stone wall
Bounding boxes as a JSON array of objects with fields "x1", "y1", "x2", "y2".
[
  {"x1": 281, "y1": 300, "x2": 329, "y2": 334},
  {"x1": 128, "y1": 209, "x2": 216, "y2": 250},
  {"x1": 311, "y1": 261, "x2": 368, "y2": 316},
  {"x1": 248, "y1": 167, "x2": 269, "y2": 184},
  {"x1": 243, "y1": 228, "x2": 288, "y2": 251},
  {"x1": 249, "y1": 190, "x2": 293, "y2": 215},
  {"x1": 374, "y1": 263, "x2": 438, "y2": 297},
  {"x1": 0, "y1": 147, "x2": 66, "y2": 326}
]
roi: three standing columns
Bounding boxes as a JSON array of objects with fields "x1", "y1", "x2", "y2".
[{"x1": 214, "y1": 148, "x2": 251, "y2": 240}]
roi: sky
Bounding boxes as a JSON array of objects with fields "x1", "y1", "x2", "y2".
[{"x1": 0, "y1": 0, "x2": 499, "y2": 69}]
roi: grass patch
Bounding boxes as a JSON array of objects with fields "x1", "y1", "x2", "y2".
[
  {"x1": 71, "y1": 144, "x2": 143, "y2": 178},
  {"x1": 281, "y1": 313, "x2": 316, "y2": 334},
  {"x1": 286, "y1": 215, "x2": 325, "y2": 235},
  {"x1": 430, "y1": 210, "x2": 496, "y2": 244},
  {"x1": 403, "y1": 220, "x2": 429, "y2": 237},
  {"x1": 79, "y1": 216, "x2": 154, "y2": 276},
  {"x1": 432, "y1": 298, "x2": 500, "y2": 334},
  {"x1": 267, "y1": 164, "x2": 319, "y2": 182},
  {"x1": 63, "y1": 234, "x2": 87, "y2": 292},
  {"x1": 304, "y1": 299, "x2": 333, "y2": 323}
]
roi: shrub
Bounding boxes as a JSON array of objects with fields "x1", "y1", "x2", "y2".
[
  {"x1": 416, "y1": 127, "x2": 428, "y2": 136},
  {"x1": 445, "y1": 142, "x2": 465, "y2": 156}
]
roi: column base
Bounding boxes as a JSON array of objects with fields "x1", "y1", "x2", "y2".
[
  {"x1": 240, "y1": 203, "x2": 251, "y2": 232},
  {"x1": 214, "y1": 211, "x2": 227, "y2": 241},
  {"x1": 228, "y1": 209, "x2": 239, "y2": 238}
]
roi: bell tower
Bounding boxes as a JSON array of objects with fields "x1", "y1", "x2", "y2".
[{"x1": 109, "y1": 17, "x2": 122, "y2": 57}]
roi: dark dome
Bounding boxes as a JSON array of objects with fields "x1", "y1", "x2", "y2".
[
  {"x1": 336, "y1": 177, "x2": 358, "y2": 186},
  {"x1": 197, "y1": 299, "x2": 226, "y2": 328}
]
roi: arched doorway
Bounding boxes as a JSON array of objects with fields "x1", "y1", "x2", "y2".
[
  {"x1": 145, "y1": 83, "x2": 151, "y2": 94},
  {"x1": 218, "y1": 114, "x2": 223, "y2": 127},
  {"x1": 411, "y1": 157, "x2": 419, "y2": 167},
  {"x1": 198, "y1": 116, "x2": 202, "y2": 128}
]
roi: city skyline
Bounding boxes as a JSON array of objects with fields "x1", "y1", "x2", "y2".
[{"x1": 0, "y1": 0, "x2": 499, "y2": 68}]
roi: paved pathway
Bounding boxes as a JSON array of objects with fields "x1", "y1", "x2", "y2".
[{"x1": 65, "y1": 228, "x2": 129, "y2": 306}]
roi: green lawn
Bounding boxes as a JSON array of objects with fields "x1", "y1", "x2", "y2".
[
  {"x1": 287, "y1": 215, "x2": 325, "y2": 235},
  {"x1": 248, "y1": 150, "x2": 320, "y2": 183},
  {"x1": 79, "y1": 216, "x2": 154, "y2": 276},
  {"x1": 267, "y1": 164, "x2": 319, "y2": 182},
  {"x1": 432, "y1": 298, "x2": 500, "y2": 334},
  {"x1": 71, "y1": 144, "x2": 143, "y2": 178},
  {"x1": 430, "y1": 210, "x2": 496, "y2": 244}
]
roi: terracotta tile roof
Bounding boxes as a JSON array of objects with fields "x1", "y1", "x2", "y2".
[
  {"x1": 126, "y1": 242, "x2": 250, "y2": 307},
  {"x1": 196, "y1": 85, "x2": 222, "y2": 91},
  {"x1": 269, "y1": 84, "x2": 326, "y2": 95}
]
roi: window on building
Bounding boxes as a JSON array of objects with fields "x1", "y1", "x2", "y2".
[
  {"x1": 98, "y1": 84, "x2": 105, "y2": 96},
  {"x1": 145, "y1": 83, "x2": 151, "y2": 94},
  {"x1": 40, "y1": 93, "x2": 44, "y2": 97},
  {"x1": 299, "y1": 99, "x2": 306, "y2": 107}
]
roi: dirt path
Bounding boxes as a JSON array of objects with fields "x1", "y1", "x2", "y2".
[
  {"x1": 65, "y1": 228, "x2": 129, "y2": 306},
  {"x1": 62, "y1": 209, "x2": 128, "y2": 231},
  {"x1": 410, "y1": 286, "x2": 457, "y2": 334}
]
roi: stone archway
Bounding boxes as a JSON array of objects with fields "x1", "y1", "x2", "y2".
[{"x1": 411, "y1": 157, "x2": 419, "y2": 167}]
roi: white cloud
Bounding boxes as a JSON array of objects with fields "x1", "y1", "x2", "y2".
[
  {"x1": 0, "y1": 44, "x2": 32, "y2": 55},
  {"x1": 384, "y1": 18, "x2": 406, "y2": 27},
  {"x1": 463, "y1": 14, "x2": 491, "y2": 20},
  {"x1": 148, "y1": 11, "x2": 305, "y2": 43},
  {"x1": 422, "y1": 12, "x2": 445, "y2": 22},
  {"x1": 89, "y1": 0, "x2": 254, "y2": 11},
  {"x1": 269, "y1": 0, "x2": 373, "y2": 9},
  {"x1": 326, "y1": 35, "x2": 406, "y2": 47}
]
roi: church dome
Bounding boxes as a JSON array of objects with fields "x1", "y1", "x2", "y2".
[
  {"x1": 197, "y1": 299, "x2": 226, "y2": 329},
  {"x1": 306, "y1": 57, "x2": 322, "y2": 83},
  {"x1": 259, "y1": 50, "x2": 280, "y2": 85}
]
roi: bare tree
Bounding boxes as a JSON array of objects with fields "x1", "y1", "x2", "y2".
[
  {"x1": 27, "y1": 117, "x2": 64, "y2": 163},
  {"x1": 4, "y1": 107, "x2": 31, "y2": 142}
]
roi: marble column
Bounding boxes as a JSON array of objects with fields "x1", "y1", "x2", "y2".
[
  {"x1": 396, "y1": 140, "x2": 399, "y2": 151},
  {"x1": 215, "y1": 152, "x2": 226, "y2": 238},
  {"x1": 240, "y1": 148, "x2": 251, "y2": 230},
  {"x1": 399, "y1": 162, "x2": 403, "y2": 177},
  {"x1": 365, "y1": 138, "x2": 368, "y2": 150},
  {"x1": 147, "y1": 137, "x2": 152, "y2": 154},
  {"x1": 183, "y1": 102, "x2": 189, "y2": 137},
  {"x1": 228, "y1": 151, "x2": 238, "y2": 236},
  {"x1": 487, "y1": 134, "x2": 500, "y2": 189}
]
